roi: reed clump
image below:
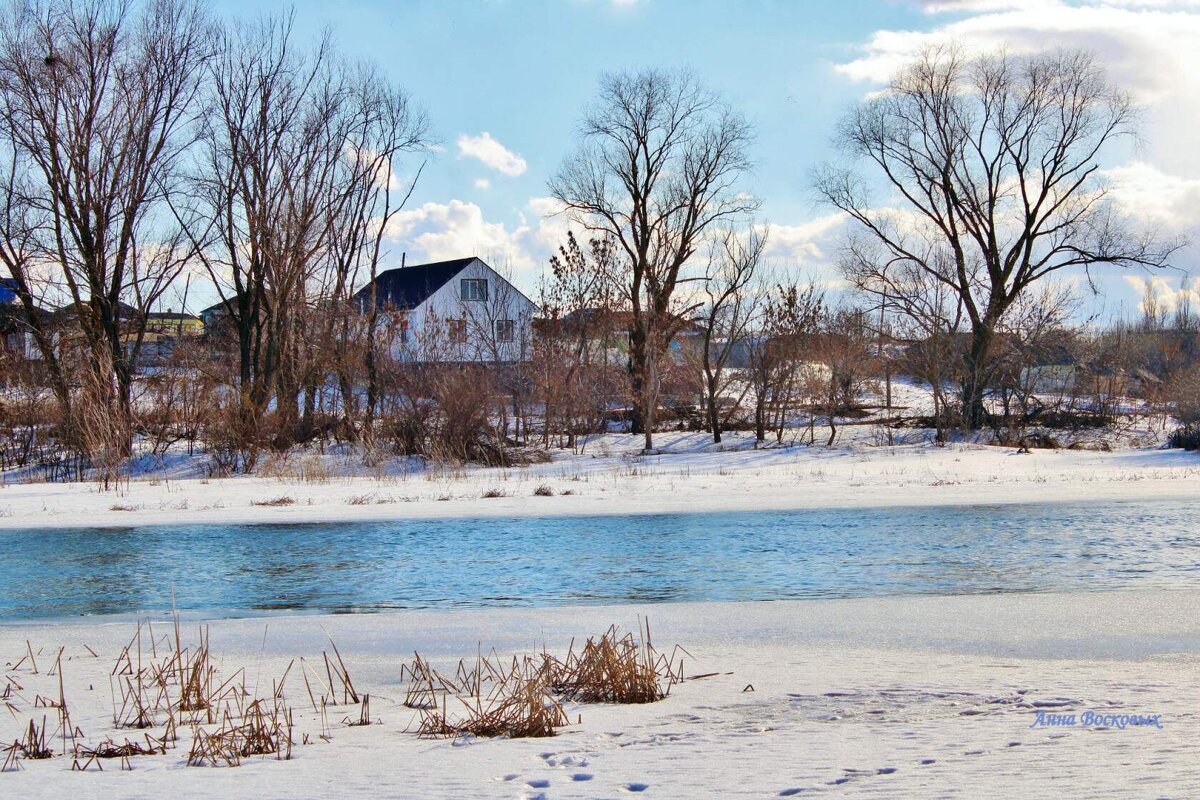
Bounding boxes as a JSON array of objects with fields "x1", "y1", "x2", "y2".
[
  {"x1": 548, "y1": 621, "x2": 685, "y2": 704},
  {"x1": 186, "y1": 698, "x2": 294, "y2": 767},
  {"x1": 2, "y1": 717, "x2": 54, "y2": 771},
  {"x1": 251, "y1": 495, "x2": 296, "y2": 507},
  {"x1": 406, "y1": 652, "x2": 567, "y2": 739}
]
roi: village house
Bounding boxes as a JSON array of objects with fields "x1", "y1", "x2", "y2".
[{"x1": 354, "y1": 257, "x2": 538, "y2": 364}]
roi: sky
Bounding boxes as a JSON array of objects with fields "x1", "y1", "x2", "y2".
[{"x1": 203, "y1": 0, "x2": 1200, "y2": 322}]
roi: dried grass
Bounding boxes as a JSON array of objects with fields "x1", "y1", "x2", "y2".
[
  {"x1": 2, "y1": 716, "x2": 53, "y2": 771},
  {"x1": 406, "y1": 652, "x2": 566, "y2": 739},
  {"x1": 251, "y1": 495, "x2": 295, "y2": 507},
  {"x1": 548, "y1": 620, "x2": 685, "y2": 704}
]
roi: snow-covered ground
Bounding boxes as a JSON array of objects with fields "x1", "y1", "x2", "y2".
[
  {"x1": 2, "y1": 590, "x2": 1197, "y2": 797},
  {"x1": 3, "y1": 432, "x2": 1198, "y2": 795},
  {"x1": 1, "y1": 431, "x2": 1197, "y2": 530}
]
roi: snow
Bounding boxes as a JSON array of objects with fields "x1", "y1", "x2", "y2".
[
  {"x1": 2, "y1": 590, "x2": 1198, "y2": 797},
  {"x1": 2, "y1": 434, "x2": 1199, "y2": 795},
  {"x1": 1, "y1": 432, "x2": 1197, "y2": 531}
]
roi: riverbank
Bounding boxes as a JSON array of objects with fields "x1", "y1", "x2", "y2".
[
  {"x1": 1, "y1": 590, "x2": 1197, "y2": 797},
  {"x1": 2, "y1": 434, "x2": 1199, "y2": 531}
]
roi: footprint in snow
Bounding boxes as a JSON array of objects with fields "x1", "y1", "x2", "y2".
[
  {"x1": 526, "y1": 779, "x2": 551, "y2": 789},
  {"x1": 623, "y1": 783, "x2": 649, "y2": 793},
  {"x1": 571, "y1": 773, "x2": 594, "y2": 782}
]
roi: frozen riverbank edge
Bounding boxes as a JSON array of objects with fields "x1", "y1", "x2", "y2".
[
  {"x1": 2, "y1": 590, "x2": 1198, "y2": 797},
  {"x1": 2, "y1": 436, "x2": 1199, "y2": 531}
]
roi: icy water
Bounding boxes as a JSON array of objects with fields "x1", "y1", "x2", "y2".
[{"x1": 1, "y1": 499, "x2": 1198, "y2": 621}]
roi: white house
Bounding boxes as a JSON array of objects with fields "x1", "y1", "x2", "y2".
[{"x1": 354, "y1": 257, "x2": 538, "y2": 363}]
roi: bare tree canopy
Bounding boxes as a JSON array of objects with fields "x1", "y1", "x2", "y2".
[
  {"x1": 697, "y1": 226, "x2": 765, "y2": 444},
  {"x1": 0, "y1": 0, "x2": 212, "y2": 467},
  {"x1": 817, "y1": 46, "x2": 1179, "y2": 429},
  {"x1": 176, "y1": 12, "x2": 429, "y2": 463},
  {"x1": 550, "y1": 68, "x2": 759, "y2": 450}
]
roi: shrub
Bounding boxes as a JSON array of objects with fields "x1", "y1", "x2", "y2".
[{"x1": 1168, "y1": 423, "x2": 1200, "y2": 451}]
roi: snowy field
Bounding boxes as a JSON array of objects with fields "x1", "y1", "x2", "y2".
[
  {"x1": 1, "y1": 591, "x2": 1197, "y2": 797},
  {"x1": 2, "y1": 435, "x2": 1199, "y2": 796},
  {"x1": 1, "y1": 431, "x2": 1198, "y2": 531}
]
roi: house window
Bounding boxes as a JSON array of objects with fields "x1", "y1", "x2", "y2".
[
  {"x1": 495, "y1": 319, "x2": 514, "y2": 343},
  {"x1": 460, "y1": 278, "x2": 488, "y2": 302},
  {"x1": 399, "y1": 319, "x2": 410, "y2": 344},
  {"x1": 448, "y1": 319, "x2": 467, "y2": 344}
]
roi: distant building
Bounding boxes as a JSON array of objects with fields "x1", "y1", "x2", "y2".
[
  {"x1": 146, "y1": 310, "x2": 203, "y2": 337},
  {"x1": 354, "y1": 257, "x2": 538, "y2": 363},
  {"x1": 199, "y1": 299, "x2": 233, "y2": 331},
  {"x1": 0, "y1": 278, "x2": 40, "y2": 360}
]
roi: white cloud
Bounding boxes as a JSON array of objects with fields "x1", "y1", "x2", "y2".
[
  {"x1": 1102, "y1": 161, "x2": 1200, "y2": 230},
  {"x1": 836, "y1": 0, "x2": 1200, "y2": 121},
  {"x1": 1123, "y1": 273, "x2": 1200, "y2": 314},
  {"x1": 474, "y1": 178, "x2": 491, "y2": 190},
  {"x1": 759, "y1": 213, "x2": 850, "y2": 269},
  {"x1": 456, "y1": 132, "x2": 527, "y2": 177}
]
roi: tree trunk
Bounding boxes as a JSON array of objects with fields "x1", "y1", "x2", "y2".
[
  {"x1": 705, "y1": 373, "x2": 722, "y2": 444},
  {"x1": 961, "y1": 321, "x2": 995, "y2": 430}
]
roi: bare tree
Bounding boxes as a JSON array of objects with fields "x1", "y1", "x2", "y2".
[
  {"x1": 813, "y1": 307, "x2": 876, "y2": 447},
  {"x1": 818, "y1": 46, "x2": 1177, "y2": 429},
  {"x1": 320, "y1": 65, "x2": 428, "y2": 440},
  {"x1": 181, "y1": 14, "x2": 345, "y2": 459},
  {"x1": 697, "y1": 227, "x2": 764, "y2": 443},
  {"x1": 551, "y1": 68, "x2": 758, "y2": 451},
  {"x1": 0, "y1": 0, "x2": 211, "y2": 459},
  {"x1": 746, "y1": 281, "x2": 825, "y2": 444},
  {"x1": 178, "y1": 14, "x2": 426, "y2": 465},
  {"x1": 537, "y1": 231, "x2": 623, "y2": 449}
]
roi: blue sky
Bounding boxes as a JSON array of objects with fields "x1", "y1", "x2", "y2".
[{"x1": 203, "y1": 0, "x2": 1200, "y2": 322}]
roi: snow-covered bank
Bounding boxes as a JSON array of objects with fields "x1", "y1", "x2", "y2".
[
  {"x1": 1, "y1": 434, "x2": 1198, "y2": 530},
  {"x1": 2, "y1": 590, "x2": 1197, "y2": 797}
]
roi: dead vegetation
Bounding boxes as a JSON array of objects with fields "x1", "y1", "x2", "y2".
[
  {"x1": 2, "y1": 618, "x2": 690, "y2": 772},
  {"x1": 250, "y1": 495, "x2": 296, "y2": 507},
  {"x1": 187, "y1": 698, "x2": 294, "y2": 767},
  {"x1": 548, "y1": 621, "x2": 685, "y2": 704},
  {"x1": 410, "y1": 653, "x2": 567, "y2": 740},
  {"x1": 2, "y1": 717, "x2": 53, "y2": 770},
  {"x1": 399, "y1": 619, "x2": 685, "y2": 741}
]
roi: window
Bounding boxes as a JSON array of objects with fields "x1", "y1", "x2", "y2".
[
  {"x1": 448, "y1": 319, "x2": 467, "y2": 344},
  {"x1": 460, "y1": 278, "x2": 488, "y2": 302},
  {"x1": 399, "y1": 319, "x2": 410, "y2": 344},
  {"x1": 495, "y1": 319, "x2": 514, "y2": 343}
]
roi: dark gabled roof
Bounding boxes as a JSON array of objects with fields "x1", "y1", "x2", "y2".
[
  {"x1": 354, "y1": 257, "x2": 479, "y2": 311},
  {"x1": 147, "y1": 310, "x2": 201, "y2": 322},
  {"x1": 56, "y1": 299, "x2": 141, "y2": 319}
]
